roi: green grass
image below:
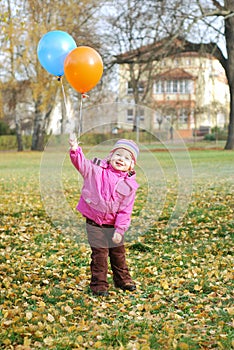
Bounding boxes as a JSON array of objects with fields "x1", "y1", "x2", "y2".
[{"x1": 0, "y1": 148, "x2": 234, "y2": 349}]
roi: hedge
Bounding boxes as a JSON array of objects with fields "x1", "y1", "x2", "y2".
[{"x1": 0, "y1": 131, "x2": 160, "y2": 151}]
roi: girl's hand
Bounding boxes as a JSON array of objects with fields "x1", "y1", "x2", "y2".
[
  {"x1": 112, "y1": 231, "x2": 123, "y2": 244},
  {"x1": 69, "y1": 138, "x2": 78, "y2": 150}
]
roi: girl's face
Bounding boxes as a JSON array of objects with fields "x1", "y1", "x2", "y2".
[{"x1": 110, "y1": 148, "x2": 134, "y2": 172}]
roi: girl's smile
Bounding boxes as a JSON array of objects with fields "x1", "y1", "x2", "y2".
[{"x1": 110, "y1": 148, "x2": 134, "y2": 172}]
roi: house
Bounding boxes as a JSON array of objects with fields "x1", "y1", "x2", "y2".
[
  {"x1": 116, "y1": 42, "x2": 230, "y2": 139},
  {"x1": 2, "y1": 38, "x2": 229, "y2": 140}
]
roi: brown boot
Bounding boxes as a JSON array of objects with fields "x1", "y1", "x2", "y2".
[
  {"x1": 115, "y1": 284, "x2": 136, "y2": 291},
  {"x1": 89, "y1": 247, "x2": 109, "y2": 293},
  {"x1": 109, "y1": 245, "x2": 134, "y2": 287}
]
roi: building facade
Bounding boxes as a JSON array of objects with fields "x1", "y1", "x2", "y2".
[{"x1": 117, "y1": 51, "x2": 229, "y2": 138}]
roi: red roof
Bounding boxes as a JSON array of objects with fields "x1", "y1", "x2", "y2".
[{"x1": 155, "y1": 68, "x2": 194, "y2": 80}]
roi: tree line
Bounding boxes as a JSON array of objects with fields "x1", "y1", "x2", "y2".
[{"x1": 1, "y1": 0, "x2": 234, "y2": 150}]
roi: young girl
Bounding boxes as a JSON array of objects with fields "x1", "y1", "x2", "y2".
[{"x1": 69, "y1": 138, "x2": 139, "y2": 296}]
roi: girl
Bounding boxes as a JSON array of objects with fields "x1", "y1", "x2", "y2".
[{"x1": 69, "y1": 138, "x2": 139, "y2": 296}]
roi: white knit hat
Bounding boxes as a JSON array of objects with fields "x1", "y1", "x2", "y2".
[{"x1": 111, "y1": 139, "x2": 139, "y2": 163}]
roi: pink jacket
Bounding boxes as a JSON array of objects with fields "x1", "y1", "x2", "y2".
[{"x1": 70, "y1": 147, "x2": 139, "y2": 235}]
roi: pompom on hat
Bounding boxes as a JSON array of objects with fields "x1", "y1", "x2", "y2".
[{"x1": 111, "y1": 139, "x2": 139, "y2": 163}]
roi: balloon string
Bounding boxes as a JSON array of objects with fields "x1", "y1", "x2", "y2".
[
  {"x1": 78, "y1": 94, "x2": 89, "y2": 139},
  {"x1": 60, "y1": 77, "x2": 68, "y2": 116},
  {"x1": 78, "y1": 95, "x2": 83, "y2": 139},
  {"x1": 58, "y1": 76, "x2": 70, "y2": 138},
  {"x1": 59, "y1": 76, "x2": 75, "y2": 139}
]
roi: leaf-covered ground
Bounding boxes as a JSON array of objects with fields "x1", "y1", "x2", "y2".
[{"x1": 0, "y1": 149, "x2": 233, "y2": 350}]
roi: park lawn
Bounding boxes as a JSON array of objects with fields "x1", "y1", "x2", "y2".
[{"x1": 0, "y1": 148, "x2": 233, "y2": 349}]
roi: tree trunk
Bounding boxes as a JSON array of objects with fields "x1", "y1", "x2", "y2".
[
  {"x1": 31, "y1": 98, "x2": 54, "y2": 151},
  {"x1": 224, "y1": 88, "x2": 234, "y2": 149},
  {"x1": 31, "y1": 101, "x2": 46, "y2": 151},
  {"x1": 15, "y1": 116, "x2": 23, "y2": 151},
  {"x1": 224, "y1": 1, "x2": 234, "y2": 150},
  {"x1": 31, "y1": 115, "x2": 45, "y2": 151}
]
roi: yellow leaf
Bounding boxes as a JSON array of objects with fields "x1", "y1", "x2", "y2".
[
  {"x1": 34, "y1": 330, "x2": 43, "y2": 338},
  {"x1": 164, "y1": 325, "x2": 174, "y2": 336},
  {"x1": 177, "y1": 342, "x2": 189, "y2": 350},
  {"x1": 59, "y1": 316, "x2": 66, "y2": 324},
  {"x1": 161, "y1": 280, "x2": 169, "y2": 290},
  {"x1": 38, "y1": 301, "x2": 46, "y2": 307},
  {"x1": 226, "y1": 307, "x2": 234, "y2": 315},
  {"x1": 77, "y1": 335, "x2": 83, "y2": 343},
  {"x1": 64, "y1": 305, "x2": 73, "y2": 314},
  {"x1": 37, "y1": 322, "x2": 45, "y2": 330},
  {"x1": 44, "y1": 336, "x2": 54, "y2": 346},
  {"x1": 68, "y1": 325, "x2": 77, "y2": 332},
  {"x1": 24, "y1": 337, "x2": 31, "y2": 346},
  {"x1": 80, "y1": 244, "x2": 87, "y2": 253},
  {"x1": 47, "y1": 313, "x2": 55, "y2": 322},
  {"x1": 136, "y1": 304, "x2": 144, "y2": 311},
  {"x1": 141, "y1": 345, "x2": 151, "y2": 350},
  {"x1": 153, "y1": 294, "x2": 161, "y2": 302},
  {"x1": 42, "y1": 279, "x2": 49, "y2": 285},
  {"x1": 25, "y1": 311, "x2": 33, "y2": 320},
  {"x1": 74, "y1": 306, "x2": 81, "y2": 311},
  {"x1": 152, "y1": 303, "x2": 162, "y2": 310},
  {"x1": 94, "y1": 341, "x2": 102, "y2": 348},
  {"x1": 194, "y1": 284, "x2": 202, "y2": 291}
]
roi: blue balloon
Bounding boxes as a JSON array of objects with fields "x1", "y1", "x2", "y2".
[{"x1": 37, "y1": 30, "x2": 77, "y2": 76}]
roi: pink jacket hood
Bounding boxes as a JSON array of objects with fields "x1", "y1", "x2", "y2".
[{"x1": 70, "y1": 147, "x2": 139, "y2": 235}]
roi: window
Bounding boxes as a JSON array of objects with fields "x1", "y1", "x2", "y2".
[
  {"x1": 179, "y1": 109, "x2": 188, "y2": 125},
  {"x1": 127, "y1": 109, "x2": 144, "y2": 122},
  {"x1": 138, "y1": 82, "x2": 144, "y2": 94},
  {"x1": 179, "y1": 80, "x2": 190, "y2": 93},
  {"x1": 127, "y1": 82, "x2": 133, "y2": 94},
  {"x1": 154, "y1": 81, "x2": 165, "y2": 93},
  {"x1": 179, "y1": 80, "x2": 184, "y2": 93},
  {"x1": 127, "y1": 81, "x2": 144, "y2": 94},
  {"x1": 138, "y1": 108, "x2": 145, "y2": 121},
  {"x1": 127, "y1": 109, "x2": 134, "y2": 121},
  {"x1": 173, "y1": 80, "x2": 178, "y2": 93},
  {"x1": 166, "y1": 81, "x2": 172, "y2": 93},
  {"x1": 154, "y1": 79, "x2": 193, "y2": 94}
]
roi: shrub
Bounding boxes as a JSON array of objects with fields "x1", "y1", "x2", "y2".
[
  {"x1": 204, "y1": 133, "x2": 216, "y2": 141},
  {"x1": 0, "y1": 135, "x2": 32, "y2": 150},
  {"x1": 204, "y1": 130, "x2": 228, "y2": 141},
  {"x1": 0, "y1": 120, "x2": 15, "y2": 135}
]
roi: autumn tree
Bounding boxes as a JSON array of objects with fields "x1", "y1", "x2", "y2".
[
  {"x1": 1, "y1": 0, "x2": 26, "y2": 151},
  {"x1": 1, "y1": 0, "x2": 104, "y2": 150},
  {"x1": 167, "y1": 0, "x2": 234, "y2": 150},
  {"x1": 101, "y1": 0, "x2": 176, "y2": 131},
  {"x1": 196, "y1": 0, "x2": 234, "y2": 149},
  {"x1": 103, "y1": 0, "x2": 234, "y2": 149}
]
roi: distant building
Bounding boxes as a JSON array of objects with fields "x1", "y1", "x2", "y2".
[
  {"x1": 2, "y1": 40, "x2": 229, "y2": 140},
  {"x1": 117, "y1": 48, "x2": 229, "y2": 139}
]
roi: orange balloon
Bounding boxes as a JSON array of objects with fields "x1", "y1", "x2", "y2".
[{"x1": 64, "y1": 46, "x2": 103, "y2": 93}]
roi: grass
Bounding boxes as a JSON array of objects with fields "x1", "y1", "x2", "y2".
[{"x1": 0, "y1": 146, "x2": 234, "y2": 349}]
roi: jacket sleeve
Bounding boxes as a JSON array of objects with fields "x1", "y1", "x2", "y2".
[
  {"x1": 69, "y1": 147, "x2": 92, "y2": 178},
  {"x1": 114, "y1": 191, "x2": 136, "y2": 235}
]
